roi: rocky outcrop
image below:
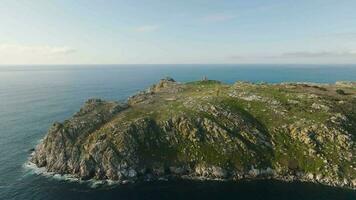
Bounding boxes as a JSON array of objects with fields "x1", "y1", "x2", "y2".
[
  {"x1": 31, "y1": 99, "x2": 127, "y2": 179},
  {"x1": 30, "y1": 79, "x2": 356, "y2": 189}
]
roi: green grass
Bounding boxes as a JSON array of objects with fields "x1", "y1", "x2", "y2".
[{"x1": 64, "y1": 81, "x2": 355, "y2": 180}]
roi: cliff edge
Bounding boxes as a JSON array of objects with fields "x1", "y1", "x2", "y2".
[{"x1": 30, "y1": 78, "x2": 356, "y2": 188}]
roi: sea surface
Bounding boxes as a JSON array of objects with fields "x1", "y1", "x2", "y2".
[{"x1": 0, "y1": 64, "x2": 355, "y2": 200}]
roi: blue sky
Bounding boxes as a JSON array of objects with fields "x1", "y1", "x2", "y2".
[{"x1": 1, "y1": 0, "x2": 356, "y2": 64}]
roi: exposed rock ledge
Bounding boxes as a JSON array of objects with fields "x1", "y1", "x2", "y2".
[{"x1": 30, "y1": 78, "x2": 356, "y2": 189}]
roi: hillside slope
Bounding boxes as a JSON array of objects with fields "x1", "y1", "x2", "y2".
[{"x1": 31, "y1": 78, "x2": 356, "y2": 188}]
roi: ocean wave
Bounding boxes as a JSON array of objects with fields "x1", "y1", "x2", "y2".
[
  {"x1": 22, "y1": 161, "x2": 122, "y2": 188},
  {"x1": 23, "y1": 161, "x2": 79, "y2": 182}
]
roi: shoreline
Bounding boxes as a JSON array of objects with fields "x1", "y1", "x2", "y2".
[
  {"x1": 24, "y1": 160, "x2": 356, "y2": 190},
  {"x1": 27, "y1": 79, "x2": 356, "y2": 191}
]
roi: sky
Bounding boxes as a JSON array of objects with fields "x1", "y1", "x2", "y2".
[{"x1": 1, "y1": 0, "x2": 356, "y2": 64}]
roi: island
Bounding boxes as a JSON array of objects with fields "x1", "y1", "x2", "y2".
[{"x1": 30, "y1": 78, "x2": 356, "y2": 189}]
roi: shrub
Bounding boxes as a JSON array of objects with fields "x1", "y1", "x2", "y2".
[{"x1": 336, "y1": 89, "x2": 346, "y2": 95}]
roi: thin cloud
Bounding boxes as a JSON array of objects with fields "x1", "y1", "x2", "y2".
[
  {"x1": 135, "y1": 25, "x2": 159, "y2": 32},
  {"x1": 228, "y1": 55, "x2": 246, "y2": 59},
  {"x1": 0, "y1": 44, "x2": 76, "y2": 55},
  {"x1": 317, "y1": 32, "x2": 356, "y2": 39},
  {"x1": 202, "y1": 4, "x2": 280, "y2": 23},
  {"x1": 333, "y1": 32, "x2": 356, "y2": 39},
  {"x1": 229, "y1": 51, "x2": 356, "y2": 60},
  {"x1": 203, "y1": 14, "x2": 235, "y2": 22},
  {"x1": 281, "y1": 51, "x2": 356, "y2": 58}
]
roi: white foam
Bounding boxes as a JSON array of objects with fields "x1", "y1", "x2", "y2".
[
  {"x1": 88, "y1": 180, "x2": 105, "y2": 188},
  {"x1": 23, "y1": 161, "x2": 80, "y2": 182},
  {"x1": 23, "y1": 161, "x2": 49, "y2": 175},
  {"x1": 22, "y1": 160, "x2": 125, "y2": 188}
]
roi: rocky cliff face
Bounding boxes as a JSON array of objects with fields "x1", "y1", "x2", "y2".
[{"x1": 31, "y1": 78, "x2": 356, "y2": 189}]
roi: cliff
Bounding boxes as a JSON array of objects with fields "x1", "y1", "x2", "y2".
[{"x1": 30, "y1": 78, "x2": 356, "y2": 188}]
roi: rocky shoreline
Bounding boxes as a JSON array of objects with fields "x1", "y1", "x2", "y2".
[
  {"x1": 29, "y1": 78, "x2": 356, "y2": 189},
  {"x1": 26, "y1": 159, "x2": 355, "y2": 189}
]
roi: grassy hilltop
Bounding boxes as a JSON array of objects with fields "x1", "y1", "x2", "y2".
[{"x1": 31, "y1": 78, "x2": 356, "y2": 188}]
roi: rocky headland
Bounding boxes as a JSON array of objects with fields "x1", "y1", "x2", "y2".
[{"x1": 30, "y1": 78, "x2": 356, "y2": 189}]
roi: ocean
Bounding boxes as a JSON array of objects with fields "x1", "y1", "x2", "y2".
[{"x1": 0, "y1": 64, "x2": 355, "y2": 200}]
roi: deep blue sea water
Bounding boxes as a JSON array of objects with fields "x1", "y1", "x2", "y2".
[{"x1": 0, "y1": 64, "x2": 355, "y2": 200}]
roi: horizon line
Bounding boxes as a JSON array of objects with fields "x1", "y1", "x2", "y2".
[{"x1": 1, "y1": 63, "x2": 356, "y2": 66}]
